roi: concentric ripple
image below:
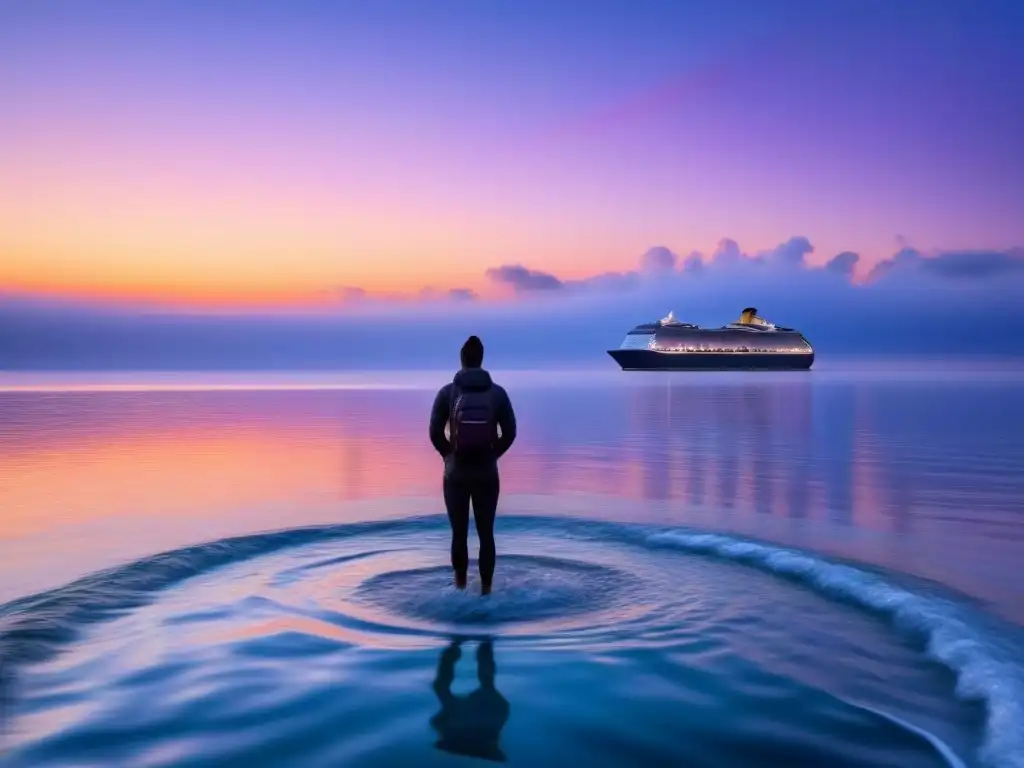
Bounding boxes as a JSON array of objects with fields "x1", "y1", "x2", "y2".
[
  {"x1": 355, "y1": 555, "x2": 639, "y2": 628},
  {"x1": 0, "y1": 514, "x2": 1018, "y2": 768}
]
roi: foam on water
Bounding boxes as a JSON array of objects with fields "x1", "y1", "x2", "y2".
[
  {"x1": 355, "y1": 555, "x2": 637, "y2": 627},
  {"x1": 644, "y1": 528, "x2": 1024, "y2": 768},
  {"x1": 0, "y1": 514, "x2": 1020, "y2": 767}
]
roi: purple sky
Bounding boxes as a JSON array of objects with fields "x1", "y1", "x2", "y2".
[{"x1": 0, "y1": 0, "x2": 1022, "y2": 364}]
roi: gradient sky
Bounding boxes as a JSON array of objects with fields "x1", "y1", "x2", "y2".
[{"x1": 2, "y1": 0, "x2": 1023, "y2": 310}]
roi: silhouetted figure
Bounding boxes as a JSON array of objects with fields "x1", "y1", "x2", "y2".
[
  {"x1": 430, "y1": 639, "x2": 510, "y2": 762},
  {"x1": 429, "y1": 336, "x2": 516, "y2": 594}
]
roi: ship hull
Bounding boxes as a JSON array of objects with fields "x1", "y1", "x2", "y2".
[{"x1": 607, "y1": 349, "x2": 814, "y2": 371}]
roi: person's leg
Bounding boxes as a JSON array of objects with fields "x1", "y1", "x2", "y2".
[
  {"x1": 470, "y1": 472, "x2": 500, "y2": 593},
  {"x1": 443, "y1": 475, "x2": 471, "y2": 588}
]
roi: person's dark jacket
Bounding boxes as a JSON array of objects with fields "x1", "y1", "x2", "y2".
[{"x1": 429, "y1": 367, "x2": 516, "y2": 477}]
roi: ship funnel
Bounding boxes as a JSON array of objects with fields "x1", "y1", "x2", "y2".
[{"x1": 737, "y1": 307, "x2": 775, "y2": 329}]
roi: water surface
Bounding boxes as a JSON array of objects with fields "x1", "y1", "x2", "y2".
[{"x1": 1, "y1": 359, "x2": 1022, "y2": 767}]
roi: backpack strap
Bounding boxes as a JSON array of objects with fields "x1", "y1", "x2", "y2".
[
  {"x1": 448, "y1": 382, "x2": 460, "y2": 443},
  {"x1": 448, "y1": 382, "x2": 459, "y2": 421}
]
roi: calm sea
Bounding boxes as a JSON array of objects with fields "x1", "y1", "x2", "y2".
[{"x1": 1, "y1": 359, "x2": 1022, "y2": 767}]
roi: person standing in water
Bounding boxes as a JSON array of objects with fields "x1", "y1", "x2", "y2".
[{"x1": 429, "y1": 336, "x2": 517, "y2": 595}]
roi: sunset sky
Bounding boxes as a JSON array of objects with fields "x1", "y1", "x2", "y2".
[
  {"x1": 2, "y1": 0, "x2": 1022, "y2": 309},
  {"x1": 1, "y1": 1, "x2": 1023, "y2": 367}
]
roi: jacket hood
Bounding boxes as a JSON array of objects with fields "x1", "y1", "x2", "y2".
[{"x1": 453, "y1": 367, "x2": 493, "y2": 391}]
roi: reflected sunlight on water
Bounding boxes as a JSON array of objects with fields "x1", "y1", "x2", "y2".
[{"x1": 1, "y1": 359, "x2": 1023, "y2": 623}]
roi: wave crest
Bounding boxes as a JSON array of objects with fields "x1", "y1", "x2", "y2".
[{"x1": 646, "y1": 529, "x2": 1023, "y2": 768}]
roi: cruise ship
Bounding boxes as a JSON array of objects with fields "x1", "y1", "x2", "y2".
[{"x1": 607, "y1": 308, "x2": 815, "y2": 371}]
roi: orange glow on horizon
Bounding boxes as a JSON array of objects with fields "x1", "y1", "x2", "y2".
[
  {"x1": 0, "y1": 249, "x2": 885, "y2": 311},
  {"x1": 0, "y1": 157, "x2": 891, "y2": 309},
  {"x1": 0, "y1": 274, "x2": 481, "y2": 311}
]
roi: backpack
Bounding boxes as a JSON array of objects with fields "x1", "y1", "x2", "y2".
[{"x1": 449, "y1": 384, "x2": 496, "y2": 457}]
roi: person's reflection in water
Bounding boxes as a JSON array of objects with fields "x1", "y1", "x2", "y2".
[{"x1": 430, "y1": 638, "x2": 510, "y2": 762}]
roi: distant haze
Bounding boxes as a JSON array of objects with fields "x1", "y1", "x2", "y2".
[{"x1": 4, "y1": 238, "x2": 1022, "y2": 369}]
